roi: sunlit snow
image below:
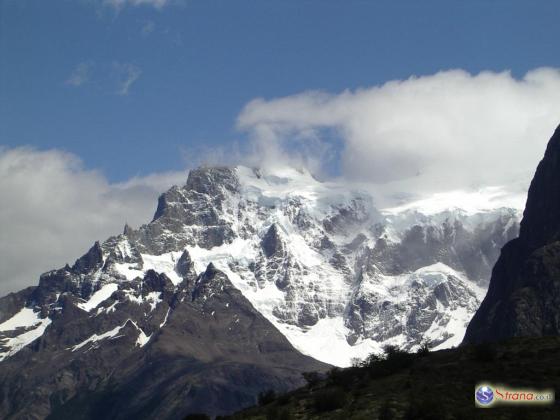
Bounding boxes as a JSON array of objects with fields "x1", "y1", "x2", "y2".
[
  {"x1": 78, "y1": 283, "x2": 119, "y2": 312},
  {"x1": 0, "y1": 308, "x2": 52, "y2": 361}
]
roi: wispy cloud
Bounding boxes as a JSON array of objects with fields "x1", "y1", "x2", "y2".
[
  {"x1": 113, "y1": 62, "x2": 142, "y2": 95},
  {"x1": 103, "y1": 0, "x2": 170, "y2": 11},
  {"x1": 65, "y1": 61, "x2": 142, "y2": 95},
  {"x1": 65, "y1": 61, "x2": 94, "y2": 87}
]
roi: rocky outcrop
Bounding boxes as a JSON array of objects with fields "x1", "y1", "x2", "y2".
[
  {"x1": 72, "y1": 241, "x2": 103, "y2": 274},
  {"x1": 464, "y1": 125, "x2": 560, "y2": 344},
  {"x1": 261, "y1": 224, "x2": 284, "y2": 258}
]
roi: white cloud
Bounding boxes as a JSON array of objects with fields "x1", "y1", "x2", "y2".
[
  {"x1": 0, "y1": 147, "x2": 185, "y2": 296},
  {"x1": 113, "y1": 62, "x2": 142, "y2": 95},
  {"x1": 238, "y1": 68, "x2": 560, "y2": 198},
  {"x1": 65, "y1": 62, "x2": 93, "y2": 87}
]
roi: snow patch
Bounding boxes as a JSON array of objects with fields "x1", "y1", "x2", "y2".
[
  {"x1": 159, "y1": 308, "x2": 170, "y2": 328},
  {"x1": 273, "y1": 317, "x2": 382, "y2": 367},
  {"x1": 70, "y1": 319, "x2": 151, "y2": 351},
  {"x1": 141, "y1": 254, "x2": 183, "y2": 285},
  {"x1": 0, "y1": 307, "x2": 44, "y2": 332},
  {"x1": 113, "y1": 253, "x2": 183, "y2": 285},
  {"x1": 78, "y1": 283, "x2": 119, "y2": 312},
  {"x1": 0, "y1": 310, "x2": 51, "y2": 361},
  {"x1": 123, "y1": 290, "x2": 162, "y2": 311},
  {"x1": 135, "y1": 328, "x2": 151, "y2": 347},
  {"x1": 428, "y1": 306, "x2": 472, "y2": 351},
  {"x1": 71, "y1": 323, "x2": 126, "y2": 352}
]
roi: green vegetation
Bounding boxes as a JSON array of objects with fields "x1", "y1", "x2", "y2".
[
  {"x1": 224, "y1": 336, "x2": 560, "y2": 419},
  {"x1": 312, "y1": 387, "x2": 347, "y2": 412}
]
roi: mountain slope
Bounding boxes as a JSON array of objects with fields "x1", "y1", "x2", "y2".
[
  {"x1": 0, "y1": 261, "x2": 327, "y2": 419},
  {"x1": 464, "y1": 125, "x2": 560, "y2": 343}
]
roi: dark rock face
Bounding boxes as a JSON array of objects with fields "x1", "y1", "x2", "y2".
[
  {"x1": 176, "y1": 249, "x2": 196, "y2": 279},
  {"x1": 185, "y1": 166, "x2": 240, "y2": 197},
  {"x1": 261, "y1": 224, "x2": 284, "y2": 258},
  {"x1": 464, "y1": 125, "x2": 560, "y2": 344},
  {"x1": 72, "y1": 241, "x2": 103, "y2": 274},
  {"x1": 130, "y1": 167, "x2": 239, "y2": 254}
]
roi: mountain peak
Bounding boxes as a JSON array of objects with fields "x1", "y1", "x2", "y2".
[
  {"x1": 72, "y1": 241, "x2": 103, "y2": 274},
  {"x1": 186, "y1": 166, "x2": 240, "y2": 195},
  {"x1": 519, "y1": 124, "x2": 560, "y2": 251}
]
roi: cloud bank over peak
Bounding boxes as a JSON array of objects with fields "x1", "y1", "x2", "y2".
[
  {"x1": 237, "y1": 68, "x2": 560, "y2": 196},
  {"x1": 0, "y1": 147, "x2": 185, "y2": 296}
]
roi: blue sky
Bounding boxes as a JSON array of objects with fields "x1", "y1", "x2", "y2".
[
  {"x1": 3, "y1": 0, "x2": 560, "y2": 295},
  {"x1": 2, "y1": 0, "x2": 560, "y2": 181}
]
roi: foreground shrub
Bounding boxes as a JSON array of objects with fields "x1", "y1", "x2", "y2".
[
  {"x1": 276, "y1": 392, "x2": 291, "y2": 405},
  {"x1": 360, "y1": 352, "x2": 383, "y2": 368},
  {"x1": 361, "y1": 345, "x2": 416, "y2": 378},
  {"x1": 405, "y1": 398, "x2": 446, "y2": 420},
  {"x1": 326, "y1": 366, "x2": 363, "y2": 389},
  {"x1": 312, "y1": 387, "x2": 347, "y2": 412},
  {"x1": 383, "y1": 345, "x2": 415, "y2": 370},
  {"x1": 378, "y1": 400, "x2": 396, "y2": 420},
  {"x1": 266, "y1": 405, "x2": 293, "y2": 420},
  {"x1": 472, "y1": 343, "x2": 497, "y2": 362},
  {"x1": 416, "y1": 342, "x2": 431, "y2": 356}
]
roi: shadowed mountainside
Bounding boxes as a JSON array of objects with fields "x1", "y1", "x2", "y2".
[{"x1": 464, "y1": 125, "x2": 560, "y2": 343}]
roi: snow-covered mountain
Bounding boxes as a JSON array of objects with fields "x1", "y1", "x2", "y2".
[{"x1": 0, "y1": 165, "x2": 520, "y2": 374}]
